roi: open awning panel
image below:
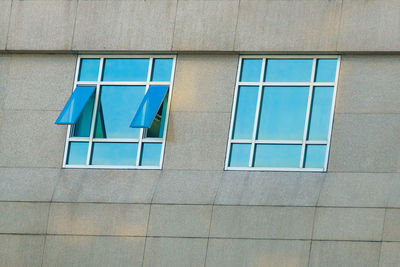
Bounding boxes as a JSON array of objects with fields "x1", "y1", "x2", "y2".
[
  {"x1": 130, "y1": 85, "x2": 169, "y2": 128},
  {"x1": 55, "y1": 86, "x2": 96, "y2": 125}
]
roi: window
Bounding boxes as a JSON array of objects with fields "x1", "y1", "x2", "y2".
[
  {"x1": 56, "y1": 55, "x2": 175, "y2": 169},
  {"x1": 226, "y1": 56, "x2": 340, "y2": 171}
]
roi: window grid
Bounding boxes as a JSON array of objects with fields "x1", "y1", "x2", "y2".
[
  {"x1": 63, "y1": 55, "x2": 176, "y2": 169},
  {"x1": 225, "y1": 55, "x2": 341, "y2": 172}
]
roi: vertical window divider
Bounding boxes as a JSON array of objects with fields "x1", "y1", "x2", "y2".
[
  {"x1": 85, "y1": 57, "x2": 104, "y2": 166},
  {"x1": 159, "y1": 55, "x2": 177, "y2": 169},
  {"x1": 299, "y1": 58, "x2": 317, "y2": 168},
  {"x1": 324, "y1": 56, "x2": 341, "y2": 171},
  {"x1": 248, "y1": 58, "x2": 266, "y2": 167},
  {"x1": 136, "y1": 56, "x2": 154, "y2": 166},
  {"x1": 224, "y1": 56, "x2": 242, "y2": 169}
]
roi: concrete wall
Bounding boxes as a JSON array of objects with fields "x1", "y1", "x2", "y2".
[
  {"x1": 1, "y1": 0, "x2": 400, "y2": 266},
  {"x1": 1, "y1": 53, "x2": 400, "y2": 266},
  {"x1": 0, "y1": 0, "x2": 399, "y2": 52}
]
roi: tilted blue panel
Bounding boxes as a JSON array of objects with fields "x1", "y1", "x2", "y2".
[
  {"x1": 130, "y1": 86, "x2": 169, "y2": 128},
  {"x1": 55, "y1": 86, "x2": 96, "y2": 124}
]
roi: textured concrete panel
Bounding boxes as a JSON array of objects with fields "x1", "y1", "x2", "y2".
[
  {"x1": 388, "y1": 174, "x2": 400, "y2": 208},
  {"x1": 235, "y1": 0, "x2": 342, "y2": 51},
  {"x1": 0, "y1": 1, "x2": 11, "y2": 50},
  {"x1": 171, "y1": 55, "x2": 238, "y2": 113},
  {"x1": 0, "y1": 110, "x2": 66, "y2": 168},
  {"x1": 53, "y1": 169, "x2": 160, "y2": 203},
  {"x1": 310, "y1": 241, "x2": 380, "y2": 267},
  {"x1": 153, "y1": 170, "x2": 222, "y2": 204},
  {"x1": 73, "y1": 0, "x2": 176, "y2": 51},
  {"x1": 313, "y1": 208, "x2": 385, "y2": 241},
  {"x1": 0, "y1": 56, "x2": 11, "y2": 110},
  {"x1": 47, "y1": 203, "x2": 149, "y2": 236},
  {"x1": 206, "y1": 239, "x2": 310, "y2": 267},
  {"x1": 336, "y1": 56, "x2": 400, "y2": 114},
  {"x1": 0, "y1": 202, "x2": 49, "y2": 234},
  {"x1": 4, "y1": 55, "x2": 76, "y2": 111},
  {"x1": 7, "y1": 0, "x2": 77, "y2": 50},
  {"x1": 215, "y1": 171, "x2": 324, "y2": 206},
  {"x1": 318, "y1": 173, "x2": 395, "y2": 208},
  {"x1": 42, "y1": 236, "x2": 145, "y2": 267},
  {"x1": 147, "y1": 205, "x2": 211, "y2": 237},
  {"x1": 379, "y1": 242, "x2": 400, "y2": 267},
  {"x1": 143, "y1": 237, "x2": 207, "y2": 267},
  {"x1": 173, "y1": 0, "x2": 238, "y2": 51},
  {"x1": 164, "y1": 112, "x2": 230, "y2": 170},
  {"x1": 383, "y1": 209, "x2": 400, "y2": 241},
  {"x1": 0, "y1": 167, "x2": 59, "y2": 202},
  {"x1": 210, "y1": 206, "x2": 314, "y2": 239},
  {"x1": 338, "y1": 0, "x2": 400, "y2": 51},
  {"x1": 0, "y1": 235, "x2": 45, "y2": 267},
  {"x1": 328, "y1": 114, "x2": 400, "y2": 172}
]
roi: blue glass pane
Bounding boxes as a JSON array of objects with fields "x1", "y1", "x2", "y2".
[
  {"x1": 240, "y1": 59, "x2": 262, "y2": 82},
  {"x1": 95, "y1": 86, "x2": 145, "y2": 138},
  {"x1": 78, "y1": 59, "x2": 100, "y2": 81},
  {"x1": 315, "y1": 59, "x2": 337, "y2": 82},
  {"x1": 232, "y1": 86, "x2": 258, "y2": 139},
  {"x1": 56, "y1": 86, "x2": 96, "y2": 124},
  {"x1": 140, "y1": 143, "x2": 162, "y2": 166},
  {"x1": 304, "y1": 145, "x2": 326, "y2": 168},
  {"x1": 72, "y1": 94, "x2": 94, "y2": 137},
  {"x1": 151, "y1": 58, "x2": 173, "y2": 82},
  {"x1": 66, "y1": 142, "x2": 88, "y2": 165},
  {"x1": 308, "y1": 86, "x2": 334, "y2": 140},
  {"x1": 130, "y1": 86, "x2": 169, "y2": 128},
  {"x1": 91, "y1": 143, "x2": 138, "y2": 165},
  {"x1": 257, "y1": 86, "x2": 309, "y2": 140},
  {"x1": 102, "y1": 59, "x2": 149, "y2": 81},
  {"x1": 265, "y1": 59, "x2": 313, "y2": 82},
  {"x1": 254, "y1": 144, "x2": 301, "y2": 168},
  {"x1": 146, "y1": 94, "x2": 168, "y2": 138},
  {"x1": 229, "y1": 144, "x2": 251, "y2": 167}
]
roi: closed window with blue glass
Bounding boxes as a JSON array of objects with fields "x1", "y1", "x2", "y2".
[
  {"x1": 56, "y1": 56, "x2": 175, "y2": 169},
  {"x1": 226, "y1": 56, "x2": 340, "y2": 171}
]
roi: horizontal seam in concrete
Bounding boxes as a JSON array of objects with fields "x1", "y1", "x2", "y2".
[
  {"x1": 0, "y1": 233, "x2": 397, "y2": 243},
  {"x1": 0, "y1": 201, "x2": 399, "y2": 209}
]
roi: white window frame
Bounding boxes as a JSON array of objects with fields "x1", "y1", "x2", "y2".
[
  {"x1": 63, "y1": 54, "x2": 176, "y2": 170},
  {"x1": 225, "y1": 55, "x2": 341, "y2": 172}
]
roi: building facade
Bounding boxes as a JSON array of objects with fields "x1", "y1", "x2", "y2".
[{"x1": 0, "y1": 0, "x2": 400, "y2": 266}]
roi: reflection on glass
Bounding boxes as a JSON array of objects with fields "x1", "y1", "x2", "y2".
[
  {"x1": 304, "y1": 145, "x2": 326, "y2": 168},
  {"x1": 140, "y1": 143, "x2": 162, "y2": 166},
  {"x1": 102, "y1": 59, "x2": 149, "y2": 81},
  {"x1": 147, "y1": 95, "x2": 168, "y2": 138},
  {"x1": 257, "y1": 86, "x2": 308, "y2": 140},
  {"x1": 265, "y1": 59, "x2": 313, "y2": 82},
  {"x1": 151, "y1": 59, "x2": 173, "y2": 82},
  {"x1": 240, "y1": 59, "x2": 262, "y2": 82},
  {"x1": 66, "y1": 142, "x2": 88, "y2": 165},
  {"x1": 78, "y1": 59, "x2": 100, "y2": 81},
  {"x1": 56, "y1": 86, "x2": 96, "y2": 125},
  {"x1": 94, "y1": 86, "x2": 145, "y2": 138},
  {"x1": 254, "y1": 144, "x2": 301, "y2": 168},
  {"x1": 72, "y1": 94, "x2": 94, "y2": 137},
  {"x1": 91, "y1": 142, "x2": 138, "y2": 165},
  {"x1": 232, "y1": 86, "x2": 258, "y2": 139},
  {"x1": 315, "y1": 59, "x2": 337, "y2": 82},
  {"x1": 308, "y1": 87, "x2": 334, "y2": 140},
  {"x1": 229, "y1": 144, "x2": 251, "y2": 167},
  {"x1": 130, "y1": 86, "x2": 168, "y2": 128}
]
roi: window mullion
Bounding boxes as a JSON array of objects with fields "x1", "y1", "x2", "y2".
[
  {"x1": 249, "y1": 58, "x2": 266, "y2": 167},
  {"x1": 300, "y1": 58, "x2": 317, "y2": 168},
  {"x1": 86, "y1": 57, "x2": 104, "y2": 166},
  {"x1": 136, "y1": 56, "x2": 154, "y2": 166}
]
